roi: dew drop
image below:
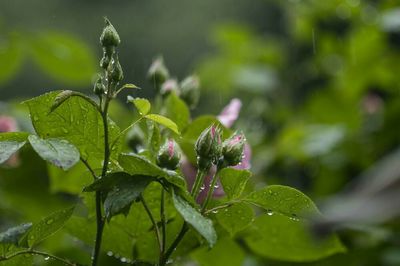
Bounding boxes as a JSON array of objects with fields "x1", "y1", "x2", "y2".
[
  {"x1": 46, "y1": 218, "x2": 54, "y2": 225},
  {"x1": 44, "y1": 257, "x2": 50, "y2": 261},
  {"x1": 107, "y1": 251, "x2": 113, "y2": 256},
  {"x1": 267, "y1": 210, "x2": 273, "y2": 216},
  {"x1": 214, "y1": 184, "x2": 219, "y2": 189}
]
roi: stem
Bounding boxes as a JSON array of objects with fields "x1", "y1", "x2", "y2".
[
  {"x1": 161, "y1": 223, "x2": 189, "y2": 266},
  {"x1": 80, "y1": 158, "x2": 97, "y2": 180},
  {"x1": 109, "y1": 116, "x2": 143, "y2": 150},
  {"x1": 201, "y1": 168, "x2": 221, "y2": 212},
  {"x1": 140, "y1": 195, "x2": 163, "y2": 256},
  {"x1": 0, "y1": 250, "x2": 77, "y2": 266},
  {"x1": 191, "y1": 169, "x2": 206, "y2": 199},
  {"x1": 160, "y1": 189, "x2": 167, "y2": 264},
  {"x1": 91, "y1": 98, "x2": 111, "y2": 266}
]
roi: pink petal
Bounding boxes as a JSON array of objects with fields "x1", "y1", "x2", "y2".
[{"x1": 217, "y1": 98, "x2": 242, "y2": 128}]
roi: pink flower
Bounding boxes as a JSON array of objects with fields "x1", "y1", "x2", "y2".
[
  {"x1": 181, "y1": 99, "x2": 251, "y2": 203},
  {"x1": 0, "y1": 116, "x2": 20, "y2": 167}
]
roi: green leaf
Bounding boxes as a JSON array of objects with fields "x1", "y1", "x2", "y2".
[
  {"x1": 29, "y1": 32, "x2": 96, "y2": 85},
  {"x1": 28, "y1": 135, "x2": 80, "y2": 170},
  {"x1": 0, "y1": 34, "x2": 24, "y2": 86},
  {"x1": 215, "y1": 203, "x2": 254, "y2": 236},
  {"x1": 244, "y1": 185, "x2": 321, "y2": 218},
  {"x1": 26, "y1": 206, "x2": 75, "y2": 247},
  {"x1": 50, "y1": 90, "x2": 99, "y2": 113},
  {"x1": 120, "y1": 83, "x2": 140, "y2": 90},
  {"x1": 172, "y1": 190, "x2": 217, "y2": 247},
  {"x1": 219, "y1": 168, "x2": 251, "y2": 200},
  {"x1": 119, "y1": 153, "x2": 187, "y2": 191},
  {"x1": 144, "y1": 114, "x2": 180, "y2": 135},
  {"x1": 0, "y1": 223, "x2": 32, "y2": 245},
  {"x1": 0, "y1": 253, "x2": 33, "y2": 266},
  {"x1": 191, "y1": 238, "x2": 245, "y2": 266},
  {"x1": 165, "y1": 92, "x2": 190, "y2": 131},
  {"x1": 243, "y1": 213, "x2": 346, "y2": 262},
  {"x1": 84, "y1": 172, "x2": 138, "y2": 192},
  {"x1": 24, "y1": 91, "x2": 121, "y2": 169},
  {"x1": 0, "y1": 132, "x2": 29, "y2": 164},
  {"x1": 147, "y1": 120, "x2": 161, "y2": 159},
  {"x1": 104, "y1": 175, "x2": 154, "y2": 219},
  {"x1": 128, "y1": 96, "x2": 151, "y2": 116}
]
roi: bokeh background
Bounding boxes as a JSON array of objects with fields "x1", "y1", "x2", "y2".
[{"x1": 2, "y1": 0, "x2": 400, "y2": 265}]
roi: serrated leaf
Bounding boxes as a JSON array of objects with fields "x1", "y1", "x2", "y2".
[
  {"x1": 219, "y1": 168, "x2": 251, "y2": 200},
  {"x1": 28, "y1": 135, "x2": 80, "y2": 170},
  {"x1": 0, "y1": 223, "x2": 32, "y2": 245},
  {"x1": 144, "y1": 114, "x2": 179, "y2": 134},
  {"x1": 243, "y1": 213, "x2": 346, "y2": 262},
  {"x1": 165, "y1": 92, "x2": 190, "y2": 131},
  {"x1": 128, "y1": 96, "x2": 151, "y2": 116},
  {"x1": 216, "y1": 203, "x2": 254, "y2": 236},
  {"x1": 104, "y1": 175, "x2": 154, "y2": 219},
  {"x1": 244, "y1": 185, "x2": 321, "y2": 219},
  {"x1": 26, "y1": 206, "x2": 75, "y2": 247},
  {"x1": 172, "y1": 190, "x2": 217, "y2": 247},
  {"x1": 0, "y1": 132, "x2": 29, "y2": 164},
  {"x1": 24, "y1": 91, "x2": 121, "y2": 169}
]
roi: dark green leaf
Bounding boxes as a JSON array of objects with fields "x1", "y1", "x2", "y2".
[
  {"x1": 172, "y1": 190, "x2": 217, "y2": 247},
  {"x1": 26, "y1": 206, "x2": 75, "y2": 247},
  {"x1": 164, "y1": 92, "x2": 190, "y2": 131},
  {"x1": 244, "y1": 185, "x2": 321, "y2": 219},
  {"x1": 24, "y1": 91, "x2": 121, "y2": 169},
  {"x1": 215, "y1": 203, "x2": 254, "y2": 236},
  {"x1": 0, "y1": 223, "x2": 32, "y2": 245},
  {"x1": 144, "y1": 114, "x2": 180, "y2": 134},
  {"x1": 28, "y1": 135, "x2": 80, "y2": 170},
  {"x1": 0, "y1": 132, "x2": 29, "y2": 164},
  {"x1": 104, "y1": 175, "x2": 154, "y2": 219},
  {"x1": 243, "y1": 213, "x2": 346, "y2": 262},
  {"x1": 219, "y1": 168, "x2": 251, "y2": 200}
]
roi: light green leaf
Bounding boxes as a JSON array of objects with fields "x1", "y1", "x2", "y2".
[
  {"x1": 29, "y1": 32, "x2": 96, "y2": 85},
  {"x1": 0, "y1": 253, "x2": 33, "y2": 266},
  {"x1": 0, "y1": 132, "x2": 29, "y2": 164},
  {"x1": 216, "y1": 203, "x2": 254, "y2": 236},
  {"x1": 128, "y1": 96, "x2": 151, "y2": 116},
  {"x1": 0, "y1": 223, "x2": 32, "y2": 245},
  {"x1": 26, "y1": 206, "x2": 75, "y2": 247},
  {"x1": 172, "y1": 190, "x2": 217, "y2": 247},
  {"x1": 0, "y1": 34, "x2": 24, "y2": 86},
  {"x1": 24, "y1": 91, "x2": 121, "y2": 169},
  {"x1": 144, "y1": 114, "x2": 180, "y2": 134},
  {"x1": 120, "y1": 83, "x2": 140, "y2": 90},
  {"x1": 165, "y1": 92, "x2": 190, "y2": 131},
  {"x1": 243, "y1": 213, "x2": 346, "y2": 262},
  {"x1": 104, "y1": 175, "x2": 154, "y2": 219},
  {"x1": 244, "y1": 185, "x2": 320, "y2": 219},
  {"x1": 28, "y1": 135, "x2": 80, "y2": 170},
  {"x1": 219, "y1": 168, "x2": 251, "y2": 200}
]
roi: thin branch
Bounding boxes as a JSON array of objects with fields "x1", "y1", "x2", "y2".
[
  {"x1": 0, "y1": 249, "x2": 77, "y2": 266},
  {"x1": 140, "y1": 195, "x2": 163, "y2": 256},
  {"x1": 80, "y1": 158, "x2": 97, "y2": 180},
  {"x1": 160, "y1": 189, "x2": 167, "y2": 264},
  {"x1": 110, "y1": 117, "x2": 143, "y2": 150}
]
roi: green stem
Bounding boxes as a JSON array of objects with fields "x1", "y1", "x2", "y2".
[
  {"x1": 160, "y1": 189, "x2": 167, "y2": 264},
  {"x1": 201, "y1": 168, "x2": 221, "y2": 212},
  {"x1": 0, "y1": 249, "x2": 77, "y2": 266},
  {"x1": 91, "y1": 99, "x2": 111, "y2": 266},
  {"x1": 109, "y1": 116, "x2": 143, "y2": 150},
  {"x1": 161, "y1": 222, "x2": 189, "y2": 266},
  {"x1": 140, "y1": 195, "x2": 163, "y2": 256},
  {"x1": 191, "y1": 169, "x2": 207, "y2": 199}
]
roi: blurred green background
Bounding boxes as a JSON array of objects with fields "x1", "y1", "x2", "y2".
[{"x1": 2, "y1": 0, "x2": 400, "y2": 265}]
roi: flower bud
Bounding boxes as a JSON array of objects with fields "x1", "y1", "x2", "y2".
[
  {"x1": 222, "y1": 132, "x2": 245, "y2": 167},
  {"x1": 100, "y1": 18, "x2": 120, "y2": 48},
  {"x1": 108, "y1": 56, "x2": 124, "y2": 83},
  {"x1": 195, "y1": 125, "x2": 222, "y2": 169},
  {"x1": 179, "y1": 75, "x2": 200, "y2": 109},
  {"x1": 157, "y1": 139, "x2": 181, "y2": 170},
  {"x1": 93, "y1": 76, "x2": 105, "y2": 96},
  {"x1": 160, "y1": 79, "x2": 179, "y2": 96},
  {"x1": 147, "y1": 57, "x2": 169, "y2": 90},
  {"x1": 100, "y1": 52, "x2": 110, "y2": 69}
]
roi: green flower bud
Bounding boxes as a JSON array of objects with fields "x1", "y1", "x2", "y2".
[
  {"x1": 157, "y1": 139, "x2": 181, "y2": 170},
  {"x1": 108, "y1": 56, "x2": 124, "y2": 83},
  {"x1": 180, "y1": 75, "x2": 200, "y2": 109},
  {"x1": 100, "y1": 51, "x2": 111, "y2": 69},
  {"x1": 222, "y1": 132, "x2": 245, "y2": 167},
  {"x1": 147, "y1": 57, "x2": 169, "y2": 90},
  {"x1": 100, "y1": 18, "x2": 120, "y2": 48},
  {"x1": 93, "y1": 76, "x2": 105, "y2": 96},
  {"x1": 195, "y1": 125, "x2": 222, "y2": 170}
]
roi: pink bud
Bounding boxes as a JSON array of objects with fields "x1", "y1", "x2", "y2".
[{"x1": 217, "y1": 98, "x2": 242, "y2": 128}]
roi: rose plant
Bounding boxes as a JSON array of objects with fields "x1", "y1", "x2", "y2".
[{"x1": 0, "y1": 19, "x2": 345, "y2": 266}]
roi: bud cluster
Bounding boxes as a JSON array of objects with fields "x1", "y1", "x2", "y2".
[
  {"x1": 147, "y1": 57, "x2": 200, "y2": 109},
  {"x1": 94, "y1": 18, "x2": 124, "y2": 98}
]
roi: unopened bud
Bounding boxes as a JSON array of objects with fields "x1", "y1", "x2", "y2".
[
  {"x1": 100, "y1": 18, "x2": 120, "y2": 48},
  {"x1": 147, "y1": 57, "x2": 169, "y2": 90},
  {"x1": 195, "y1": 125, "x2": 222, "y2": 170},
  {"x1": 180, "y1": 75, "x2": 200, "y2": 109},
  {"x1": 160, "y1": 79, "x2": 179, "y2": 96},
  {"x1": 93, "y1": 76, "x2": 105, "y2": 96},
  {"x1": 108, "y1": 56, "x2": 124, "y2": 83},
  {"x1": 157, "y1": 139, "x2": 181, "y2": 170},
  {"x1": 100, "y1": 52, "x2": 110, "y2": 69},
  {"x1": 222, "y1": 132, "x2": 245, "y2": 167}
]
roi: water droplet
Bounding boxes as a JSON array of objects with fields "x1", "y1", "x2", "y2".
[
  {"x1": 214, "y1": 184, "x2": 219, "y2": 189},
  {"x1": 46, "y1": 218, "x2": 54, "y2": 225},
  {"x1": 62, "y1": 128, "x2": 68, "y2": 133},
  {"x1": 211, "y1": 210, "x2": 219, "y2": 214},
  {"x1": 44, "y1": 257, "x2": 50, "y2": 261},
  {"x1": 120, "y1": 257, "x2": 127, "y2": 263},
  {"x1": 33, "y1": 115, "x2": 39, "y2": 122},
  {"x1": 107, "y1": 251, "x2": 113, "y2": 256},
  {"x1": 200, "y1": 185, "x2": 205, "y2": 190},
  {"x1": 267, "y1": 210, "x2": 273, "y2": 216}
]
